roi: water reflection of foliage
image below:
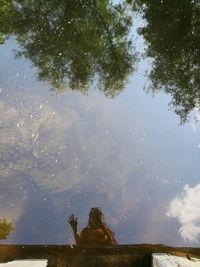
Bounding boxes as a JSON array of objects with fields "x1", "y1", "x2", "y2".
[
  {"x1": 0, "y1": 218, "x2": 14, "y2": 240},
  {"x1": 129, "y1": 0, "x2": 200, "y2": 123},
  {"x1": 0, "y1": 0, "x2": 135, "y2": 97}
]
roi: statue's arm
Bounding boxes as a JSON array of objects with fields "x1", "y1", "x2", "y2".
[{"x1": 68, "y1": 214, "x2": 80, "y2": 245}]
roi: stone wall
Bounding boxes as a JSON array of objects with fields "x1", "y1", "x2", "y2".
[{"x1": 0, "y1": 244, "x2": 200, "y2": 267}]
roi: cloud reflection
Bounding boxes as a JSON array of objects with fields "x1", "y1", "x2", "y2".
[{"x1": 167, "y1": 183, "x2": 200, "y2": 242}]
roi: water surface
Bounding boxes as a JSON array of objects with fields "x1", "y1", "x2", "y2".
[{"x1": 0, "y1": 0, "x2": 200, "y2": 246}]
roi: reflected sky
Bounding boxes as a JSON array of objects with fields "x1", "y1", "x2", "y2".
[
  {"x1": 167, "y1": 183, "x2": 200, "y2": 243},
  {"x1": 0, "y1": 0, "x2": 200, "y2": 246}
]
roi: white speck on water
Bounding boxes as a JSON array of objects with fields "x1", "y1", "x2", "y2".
[
  {"x1": 17, "y1": 121, "x2": 24, "y2": 128},
  {"x1": 39, "y1": 105, "x2": 42, "y2": 109}
]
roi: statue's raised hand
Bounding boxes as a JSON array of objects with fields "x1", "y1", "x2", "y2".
[{"x1": 68, "y1": 214, "x2": 78, "y2": 231}]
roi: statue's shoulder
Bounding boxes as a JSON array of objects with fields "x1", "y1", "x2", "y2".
[{"x1": 80, "y1": 226, "x2": 91, "y2": 235}]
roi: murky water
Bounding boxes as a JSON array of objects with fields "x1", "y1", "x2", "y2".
[{"x1": 0, "y1": 0, "x2": 200, "y2": 246}]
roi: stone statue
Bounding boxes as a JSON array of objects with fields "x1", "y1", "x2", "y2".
[{"x1": 68, "y1": 207, "x2": 117, "y2": 245}]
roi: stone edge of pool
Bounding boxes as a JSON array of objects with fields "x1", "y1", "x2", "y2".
[{"x1": 0, "y1": 244, "x2": 200, "y2": 266}]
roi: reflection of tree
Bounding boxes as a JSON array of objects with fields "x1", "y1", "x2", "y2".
[
  {"x1": 0, "y1": 0, "x2": 134, "y2": 97},
  {"x1": 131, "y1": 0, "x2": 200, "y2": 123},
  {"x1": 0, "y1": 218, "x2": 14, "y2": 240}
]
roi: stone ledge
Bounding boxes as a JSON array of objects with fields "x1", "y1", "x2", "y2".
[
  {"x1": 0, "y1": 259, "x2": 47, "y2": 267},
  {"x1": 152, "y1": 253, "x2": 200, "y2": 267},
  {"x1": 0, "y1": 245, "x2": 200, "y2": 267}
]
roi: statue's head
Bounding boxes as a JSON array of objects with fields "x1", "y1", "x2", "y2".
[{"x1": 88, "y1": 207, "x2": 105, "y2": 229}]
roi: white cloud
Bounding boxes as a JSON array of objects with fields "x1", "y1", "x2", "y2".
[{"x1": 167, "y1": 183, "x2": 200, "y2": 242}]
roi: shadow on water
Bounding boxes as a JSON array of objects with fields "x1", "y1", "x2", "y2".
[{"x1": 0, "y1": 0, "x2": 135, "y2": 97}]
